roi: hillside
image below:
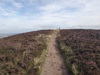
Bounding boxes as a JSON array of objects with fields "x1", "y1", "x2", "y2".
[
  {"x1": 0, "y1": 30, "x2": 53, "y2": 75},
  {"x1": 0, "y1": 29, "x2": 100, "y2": 75},
  {"x1": 57, "y1": 29, "x2": 100, "y2": 75}
]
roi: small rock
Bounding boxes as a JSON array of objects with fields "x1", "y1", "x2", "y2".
[{"x1": 58, "y1": 69, "x2": 61, "y2": 71}]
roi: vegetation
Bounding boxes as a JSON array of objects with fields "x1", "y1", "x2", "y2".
[
  {"x1": 57, "y1": 29, "x2": 100, "y2": 75},
  {"x1": 0, "y1": 30, "x2": 53, "y2": 75},
  {"x1": 0, "y1": 29, "x2": 100, "y2": 75}
]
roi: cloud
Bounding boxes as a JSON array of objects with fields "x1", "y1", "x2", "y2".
[
  {"x1": 39, "y1": 4, "x2": 63, "y2": 13},
  {"x1": 11, "y1": 1, "x2": 23, "y2": 8},
  {"x1": 0, "y1": 0, "x2": 100, "y2": 33}
]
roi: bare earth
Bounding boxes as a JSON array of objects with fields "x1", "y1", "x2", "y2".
[{"x1": 41, "y1": 32, "x2": 68, "y2": 75}]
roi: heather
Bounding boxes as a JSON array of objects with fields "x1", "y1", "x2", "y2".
[
  {"x1": 57, "y1": 29, "x2": 100, "y2": 75},
  {"x1": 0, "y1": 30, "x2": 53, "y2": 75}
]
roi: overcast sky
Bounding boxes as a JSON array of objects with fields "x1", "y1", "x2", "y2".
[{"x1": 0, "y1": 0, "x2": 100, "y2": 33}]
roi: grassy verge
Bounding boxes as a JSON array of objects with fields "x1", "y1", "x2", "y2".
[
  {"x1": 31, "y1": 33, "x2": 53, "y2": 75},
  {"x1": 57, "y1": 37, "x2": 79, "y2": 75},
  {"x1": 33, "y1": 48, "x2": 47, "y2": 75}
]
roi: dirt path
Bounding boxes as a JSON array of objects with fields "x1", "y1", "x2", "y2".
[{"x1": 41, "y1": 31, "x2": 68, "y2": 75}]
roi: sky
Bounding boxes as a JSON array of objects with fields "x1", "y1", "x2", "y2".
[{"x1": 0, "y1": 0, "x2": 100, "y2": 33}]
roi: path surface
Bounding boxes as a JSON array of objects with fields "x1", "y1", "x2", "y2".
[{"x1": 41, "y1": 32, "x2": 68, "y2": 75}]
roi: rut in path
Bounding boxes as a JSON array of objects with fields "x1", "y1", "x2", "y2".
[{"x1": 41, "y1": 32, "x2": 68, "y2": 75}]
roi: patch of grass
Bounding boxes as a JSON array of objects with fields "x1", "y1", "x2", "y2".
[{"x1": 57, "y1": 38, "x2": 78, "y2": 75}]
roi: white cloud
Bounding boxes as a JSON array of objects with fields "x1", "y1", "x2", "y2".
[
  {"x1": 1, "y1": 0, "x2": 23, "y2": 8},
  {"x1": 39, "y1": 4, "x2": 63, "y2": 13},
  {"x1": 0, "y1": 7, "x2": 17, "y2": 17},
  {"x1": 12, "y1": 1, "x2": 23, "y2": 8},
  {"x1": 0, "y1": 0, "x2": 100, "y2": 33}
]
